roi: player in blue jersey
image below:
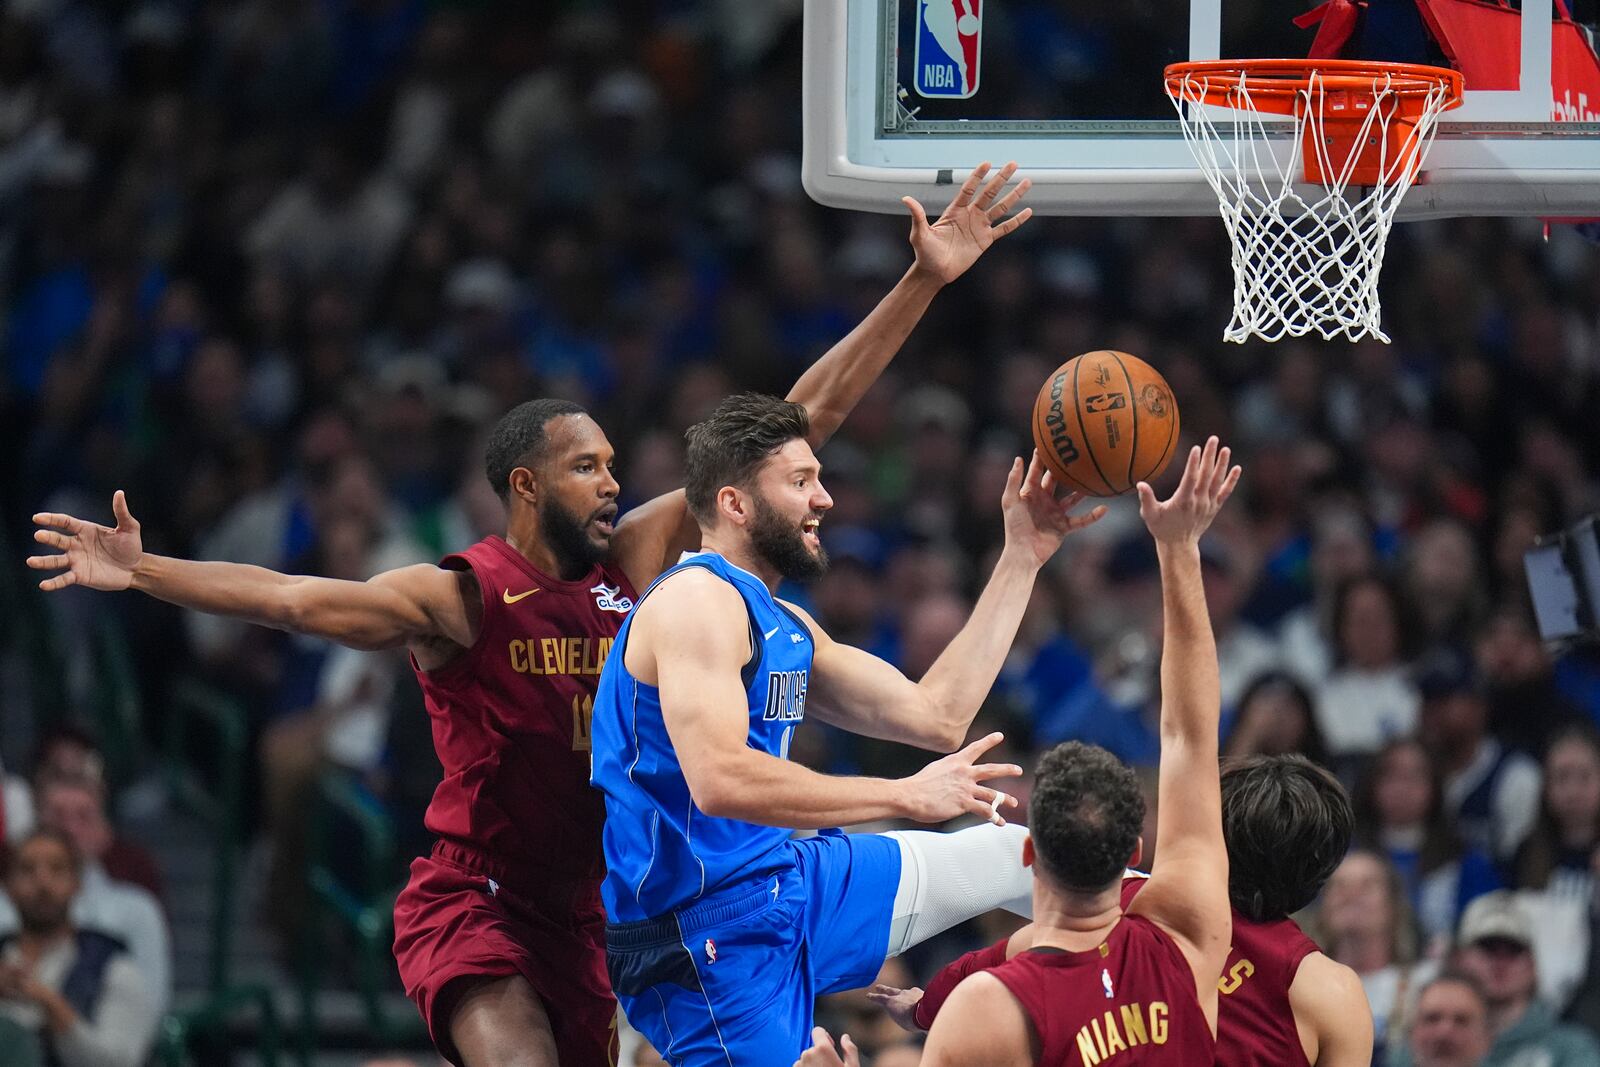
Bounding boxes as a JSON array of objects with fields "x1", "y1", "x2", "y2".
[{"x1": 589, "y1": 393, "x2": 1108, "y2": 1064}]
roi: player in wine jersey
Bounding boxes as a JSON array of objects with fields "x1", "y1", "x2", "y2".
[
  {"x1": 859, "y1": 754, "x2": 1371, "y2": 1067},
  {"x1": 898, "y1": 438, "x2": 1242, "y2": 1066},
  {"x1": 26, "y1": 162, "x2": 1035, "y2": 1067}
]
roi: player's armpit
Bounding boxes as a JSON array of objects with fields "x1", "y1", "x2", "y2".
[
  {"x1": 1289, "y1": 953, "x2": 1373, "y2": 1067},
  {"x1": 779, "y1": 600, "x2": 962, "y2": 751},
  {"x1": 637, "y1": 570, "x2": 916, "y2": 829},
  {"x1": 922, "y1": 974, "x2": 1037, "y2": 1067},
  {"x1": 632, "y1": 569, "x2": 755, "y2": 817}
]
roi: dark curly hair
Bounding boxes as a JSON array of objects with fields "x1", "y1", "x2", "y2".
[
  {"x1": 684, "y1": 393, "x2": 811, "y2": 524},
  {"x1": 1029, "y1": 742, "x2": 1145, "y2": 893},
  {"x1": 483, "y1": 398, "x2": 589, "y2": 502},
  {"x1": 1221, "y1": 754, "x2": 1353, "y2": 921}
]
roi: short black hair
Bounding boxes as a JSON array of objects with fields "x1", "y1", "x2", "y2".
[
  {"x1": 1029, "y1": 742, "x2": 1145, "y2": 893},
  {"x1": 1221, "y1": 754, "x2": 1353, "y2": 921},
  {"x1": 483, "y1": 399, "x2": 588, "y2": 502},
  {"x1": 683, "y1": 393, "x2": 811, "y2": 523}
]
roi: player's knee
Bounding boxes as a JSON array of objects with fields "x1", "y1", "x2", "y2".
[{"x1": 448, "y1": 976, "x2": 560, "y2": 1067}]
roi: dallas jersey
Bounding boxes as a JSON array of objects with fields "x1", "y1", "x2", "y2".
[{"x1": 590, "y1": 551, "x2": 814, "y2": 923}]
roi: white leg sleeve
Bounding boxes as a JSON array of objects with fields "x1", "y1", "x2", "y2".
[{"x1": 881, "y1": 822, "x2": 1034, "y2": 958}]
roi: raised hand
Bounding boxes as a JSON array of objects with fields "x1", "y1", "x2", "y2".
[
  {"x1": 904, "y1": 161, "x2": 1033, "y2": 285},
  {"x1": 28, "y1": 490, "x2": 144, "y2": 592},
  {"x1": 1001, "y1": 450, "x2": 1109, "y2": 569},
  {"x1": 867, "y1": 984, "x2": 927, "y2": 1033},
  {"x1": 899, "y1": 732, "x2": 1022, "y2": 826},
  {"x1": 1135, "y1": 436, "x2": 1241, "y2": 546},
  {"x1": 794, "y1": 1027, "x2": 861, "y2": 1067}
]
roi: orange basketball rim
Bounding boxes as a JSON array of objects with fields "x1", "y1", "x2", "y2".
[{"x1": 1165, "y1": 59, "x2": 1464, "y2": 186}]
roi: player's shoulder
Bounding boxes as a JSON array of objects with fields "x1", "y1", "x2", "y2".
[
  {"x1": 1289, "y1": 951, "x2": 1370, "y2": 1033},
  {"x1": 928, "y1": 971, "x2": 1035, "y2": 1064},
  {"x1": 647, "y1": 560, "x2": 741, "y2": 602},
  {"x1": 631, "y1": 562, "x2": 746, "y2": 634}
]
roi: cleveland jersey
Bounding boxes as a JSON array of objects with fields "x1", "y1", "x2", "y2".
[
  {"x1": 985, "y1": 911, "x2": 1214, "y2": 1066},
  {"x1": 411, "y1": 535, "x2": 636, "y2": 888},
  {"x1": 590, "y1": 551, "x2": 812, "y2": 923},
  {"x1": 919, "y1": 874, "x2": 1319, "y2": 1067}
]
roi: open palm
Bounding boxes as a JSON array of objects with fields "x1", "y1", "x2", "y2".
[
  {"x1": 905, "y1": 161, "x2": 1033, "y2": 285},
  {"x1": 1136, "y1": 436, "x2": 1242, "y2": 545},
  {"x1": 1001, "y1": 451, "x2": 1109, "y2": 569},
  {"x1": 28, "y1": 490, "x2": 144, "y2": 592}
]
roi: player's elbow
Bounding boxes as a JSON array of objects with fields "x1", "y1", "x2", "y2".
[
  {"x1": 690, "y1": 779, "x2": 743, "y2": 821},
  {"x1": 919, "y1": 694, "x2": 969, "y2": 752},
  {"x1": 926, "y1": 721, "x2": 967, "y2": 753},
  {"x1": 684, "y1": 760, "x2": 747, "y2": 820}
]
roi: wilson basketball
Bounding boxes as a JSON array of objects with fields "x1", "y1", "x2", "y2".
[{"x1": 1031, "y1": 351, "x2": 1180, "y2": 497}]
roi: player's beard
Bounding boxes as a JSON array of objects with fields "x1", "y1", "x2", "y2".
[
  {"x1": 749, "y1": 492, "x2": 828, "y2": 583},
  {"x1": 539, "y1": 496, "x2": 608, "y2": 574}
]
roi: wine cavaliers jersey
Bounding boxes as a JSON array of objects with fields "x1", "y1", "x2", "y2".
[
  {"x1": 983, "y1": 910, "x2": 1214, "y2": 1066},
  {"x1": 411, "y1": 535, "x2": 637, "y2": 888},
  {"x1": 918, "y1": 873, "x2": 1320, "y2": 1067}
]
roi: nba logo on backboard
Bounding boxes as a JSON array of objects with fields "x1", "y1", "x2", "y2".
[{"x1": 914, "y1": 0, "x2": 981, "y2": 99}]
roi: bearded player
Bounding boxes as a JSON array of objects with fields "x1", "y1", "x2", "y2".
[
  {"x1": 589, "y1": 392, "x2": 1110, "y2": 1064},
  {"x1": 836, "y1": 439, "x2": 1238, "y2": 1067},
  {"x1": 25, "y1": 163, "x2": 1033, "y2": 1067},
  {"x1": 846, "y1": 754, "x2": 1370, "y2": 1067}
]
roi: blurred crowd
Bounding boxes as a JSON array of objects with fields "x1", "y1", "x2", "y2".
[{"x1": 4, "y1": 0, "x2": 1600, "y2": 1064}]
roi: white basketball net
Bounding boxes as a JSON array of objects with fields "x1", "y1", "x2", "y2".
[{"x1": 1167, "y1": 69, "x2": 1455, "y2": 344}]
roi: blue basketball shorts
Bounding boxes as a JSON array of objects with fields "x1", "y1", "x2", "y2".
[{"x1": 604, "y1": 830, "x2": 902, "y2": 1065}]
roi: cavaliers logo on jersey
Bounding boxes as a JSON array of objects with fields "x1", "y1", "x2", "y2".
[{"x1": 591, "y1": 581, "x2": 634, "y2": 614}]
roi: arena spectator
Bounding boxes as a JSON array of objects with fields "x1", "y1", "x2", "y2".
[
  {"x1": 1317, "y1": 575, "x2": 1423, "y2": 759},
  {"x1": 1315, "y1": 849, "x2": 1439, "y2": 1062},
  {"x1": 0, "y1": 776, "x2": 171, "y2": 1016},
  {"x1": 1275, "y1": 506, "x2": 1378, "y2": 686},
  {"x1": 1222, "y1": 669, "x2": 1332, "y2": 765},
  {"x1": 1448, "y1": 893, "x2": 1600, "y2": 1067},
  {"x1": 0, "y1": 831, "x2": 159, "y2": 1067},
  {"x1": 1404, "y1": 519, "x2": 1490, "y2": 651},
  {"x1": 1191, "y1": 537, "x2": 1282, "y2": 714},
  {"x1": 1513, "y1": 726, "x2": 1600, "y2": 903},
  {"x1": 1476, "y1": 608, "x2": 1584, "y2": 757},
  {"x1": 1409, "y1": 974, "x2": 1495, "y2": 1067},
  {"x1": 1417, "y1": 648, "x2": 1543, "y2": 862},
  {"x1": 1356, "y1": 738, "x2": 1502, "y2": 950},
  {"x1": 29, "y1": 727, "x2": 160, "y2": 904}
]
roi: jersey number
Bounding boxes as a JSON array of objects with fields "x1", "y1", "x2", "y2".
[
  {"x1": 1218, "y1": 958, "x2": 1255, "y2": 995},
  {"x1": 572, "y1": 694, "x2": 594, "y2": 752}
]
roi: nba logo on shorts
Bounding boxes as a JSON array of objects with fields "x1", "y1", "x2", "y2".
[
  {"x1": 704, "y1": 938, "x2": 718, "y2": 965},
  {"x1": 914, "y1": 0, "x2": 981, "y2": 99}
]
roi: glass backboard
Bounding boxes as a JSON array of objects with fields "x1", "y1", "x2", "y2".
[{"x1": 802, "y1": 0, "x2": 1600, "y2": 217}]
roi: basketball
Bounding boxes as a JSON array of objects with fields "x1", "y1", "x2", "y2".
[{"x1": 1031, "y1": 351, "x2": 1180, "y2": 497}]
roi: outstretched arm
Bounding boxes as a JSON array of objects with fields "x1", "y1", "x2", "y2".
[
  {"x1": 29, "y1": 491, "x2": 474, "y2": 653},
  {"x1": 611, "y1": 163, "x2": 1033, "y2": 591},
  {"x1": 638, "y1": 568, "x2": 1021, "y2": 828},
  {"x1": 789, "y1": 161, "x2": 1031, "y2": 441},
  {"x1": 1124, "y1": 437, "x2": 1242, "y2": 1026},
  {"x1": 796, "y1": 451, "x2": 1106, "y2": 752}
]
